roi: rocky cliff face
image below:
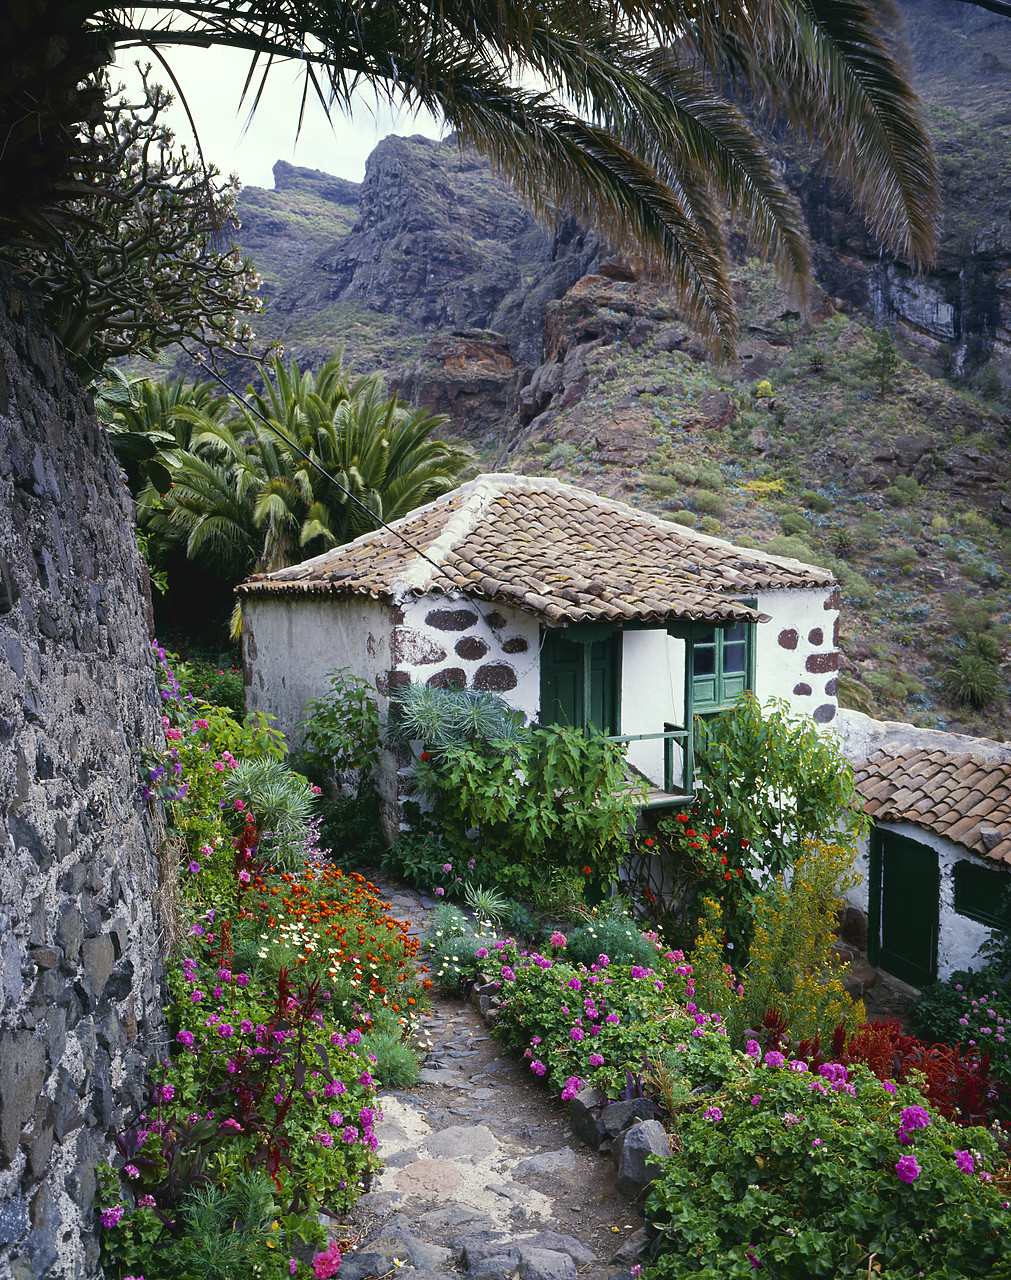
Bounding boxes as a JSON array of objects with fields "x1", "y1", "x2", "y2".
[{"x1": 781, "y1": 0, "x2": 1011, "y2": 385}]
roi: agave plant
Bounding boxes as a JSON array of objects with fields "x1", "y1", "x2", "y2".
[
  {"x1": 390, "y1": 682, "x2": 530, "y2": 748},
  {"x1": 222, "y1": 758, "x2": 316, "y2": 832}
]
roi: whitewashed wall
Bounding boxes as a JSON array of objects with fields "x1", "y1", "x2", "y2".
[
  {"x1": 851, "y1": 820, "x2": 997, "y2": 982},
  {"x1": 395, "y1": 592, "x2": 541, "y2": 719},
  {"x1": 243, "y1": 595, "x2": 394, "y2": 744},
  {"x1": 753, "y1": 586, "x2": 839, "y2": 724}
]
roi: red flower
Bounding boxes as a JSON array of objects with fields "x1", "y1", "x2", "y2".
[
  {"x1": 720, "y1": 857, "x2": 728, "y2": 865},
  {"x1": 686, "y1": 829, "x2": 695, "y2": 838},
  {"x1": 420, "y1": 752, "x2": 430, "y2": 761},
  {"x1": 583, "y1": 866, "x2": 592, "y2": 875},
  {"x1": 645, "y1": 838, "x2": 654, "y2": 847},
  {"x1": 737, "y1": 869, "x2": 744, "y2": 877},
  {"x1": 741, "y1": 839, "x2": 749, "y2": 849},
  {"x1": 724, "y1": 872, "x2": 732, "y2": 881}
]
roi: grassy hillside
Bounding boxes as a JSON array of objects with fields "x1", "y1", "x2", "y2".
[{"x1": 499, "y1": 262, "x2": 1011, "y2": 739}]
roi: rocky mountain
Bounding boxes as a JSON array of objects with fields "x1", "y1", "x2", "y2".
[{"x1": 215, "y1": 0, "x2": 1011, "y2": 739}]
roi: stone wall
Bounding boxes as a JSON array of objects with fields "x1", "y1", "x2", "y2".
[{"x1": 0, "y1": 270, "x2": 166, "y2": 1279}]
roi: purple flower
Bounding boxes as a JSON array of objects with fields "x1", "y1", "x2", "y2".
[
  {"x1": 570, "y1": 1027, "x2": 585, "y2": 1043},
  {"x1": 550, "y1": 931, "x2": 567, "y2": 948},
  {"x1": 605, "y1": 1012, "x2": 620, "y2": 1025},
  {"x1": 588, "y1": 1053, "x2": 604, "y2": 1066},
  {"x1": 745, "y1": 1039, "x2": 761, "y2": 1059},
  {"x1": 630, "y1": 966, "x2": 648, "y2": 980},
  {"x1": 567, "y1": 977, "x2": 581, "y2": 991},
  {"x1": 501, "y1": 966, "x2": 516, "y2": 982},
  {"x1": 703, "y1": 1106, "x2": 723, "y2": 1122},
  {"x1": 100, "y1": 1205, "x2": 124, "y2": 1229},
  {"x1": 189, "y1": 861, "x2": 200, "y2": 874},
  {"x1": 317, "y1": 1133, "x2": 334, "y2": 1147},
  {"x1": 218, "y1": 1024, "x2": 234, "y2": 1038},
  {"x1": 530, "y1": 1059, "x2": 546, "y2": 1076},
  {"x1": 434, "y1": 887, "x2": 444, "y2": 897},
  {"x1": 750, "y1": 1095, "x2": 762, "y2": 1106},
  {"x1": 124, "y1": 1165, "x2": 139, "y2": 1178},
  {"x1": 190, "y1": 990, "x2": 204, "y2": 1003},
  {"x1": 560, "y1": 1076, "x2": 583, "y2": 1102},
  {"x1": 763, "y1": 1051, "x2": 785, "y2": 1069},
  {"x1": 342, "y1": 1126, "x2": 358, "y2": 1143},
  {"x1": 899, "y1": 1105, "x2": 931, "y2": 1131},
  {"x1": 882, "y1": 1080, "x2": 897, "y2": 1095},
  {"x1": 138, "y1": 1195, "x2": 156, "y2": 1208},
  {"x1": 956, "y1": 1150, "x2": 975, "y2": 1174},
  {"x1": 176, "y1": 1030, "x2": 194, "y2": 1047},
  {"x1": 895, "y1": 1154, "x2": 921, "y2": 1183},
  {"x1": 159, "y1": 1083, "x2": 175, "y2": 1102}
]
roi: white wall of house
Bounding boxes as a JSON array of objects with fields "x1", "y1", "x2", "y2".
[
  {"x1": 395, "y1": 593, "x2": 541, "y2": 719},
  {"x1": 850, "y1": 820, "x2": 998, "y2": 982},
  {"x1": 753, "y1": 586, "x2": 839, "y2": 725},
  {"x1": 243, "y1": 594, "x2": 394, "y2": 744}
]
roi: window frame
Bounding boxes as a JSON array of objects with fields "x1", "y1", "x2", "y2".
[{"x1": 691, "y1": 599, "x2": 757, "y2": 715}]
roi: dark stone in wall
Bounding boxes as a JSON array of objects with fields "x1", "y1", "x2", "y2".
[
  {"x1": 778, "y1": 629, "x2": 798, "y2": 650},
  {"x1": 792, "y1": 683, "x2": 812, "y2": 697},
  {"x1": 501, "y1": 635, "x2": 528, "y2": 654},
  {"x1": 485, "y1": 611, "x2": 508, "y2": 630},
  {"x1": 808, "y1": 627, "x2": 823, "y2": 646},
  {"x1": 825, "y1": 589, "x2": 841, "y2": 611},
  {"x1": 813, "y1": 703, "x2": 837, "y2": 723},
  {"x1": 454, "y1": 636, "x2": 489, "y2": 660},
  {"x1": 424, "y1": 607, "x2": 479, "y2": 632},
  {"x1": 426, "y1": 667, "x2": 467, "y2": 689},
  {"x1": 806, "y1": 652, "x2": 839, "y2": 674},
  {"x1": 825, "y1": 678, "x2": 838, "y2": 697},
  {"x1": 0, "y1": 268, "x2": 166, "y2": 1277},
  {"x1": 393, "y1": 627, "x2": 447, "y2": 666},
  {"x1": 472, "y1": 662, "x2": 518, "y2": 692}
]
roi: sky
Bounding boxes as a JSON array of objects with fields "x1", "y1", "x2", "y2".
[{"x1": 115, "y1": 46, "x2": 444, "y2": 190}]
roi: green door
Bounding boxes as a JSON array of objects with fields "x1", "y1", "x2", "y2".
[
  {"x1": 871, "y1": 829, "x2": 939, "y2": 988},
  {"x1": 540, "y1": 631, "x2": 620, "y2": 733}
]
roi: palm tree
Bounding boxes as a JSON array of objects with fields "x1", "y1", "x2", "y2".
[
  {"x1": 2, "y1": 1, "x2": 942, "y2": 357},
  {"x1": 142, "y1": 353, "x2": 474, "y2": 582}
]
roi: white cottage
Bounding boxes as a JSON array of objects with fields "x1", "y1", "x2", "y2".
[
  {"x1": 846, "y1": 738, "x2": 1011, "y2": 988},
  {"x1": 238, "y1": 474, "x2": 839, "y2": 840}
]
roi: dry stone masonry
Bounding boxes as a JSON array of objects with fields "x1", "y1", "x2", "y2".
[{"x1": 0, "y1": 270, "x2": 166, "y2": 1279}]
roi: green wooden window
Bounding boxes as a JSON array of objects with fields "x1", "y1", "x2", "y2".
[
  {"x1": 539, "y1": 629, "x2": 621, "y2": 734},
  {"x1": 954, "y1": 861, "x2": 1011, "y2": 932},
  {"x1": 692, "y1": 605, "x2": 756, "y2": 714}
]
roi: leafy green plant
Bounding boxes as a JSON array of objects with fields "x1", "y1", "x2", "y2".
[
  {"x1": 297, "y1": 668, "x2": 382, "y2": 857},
  {"x1": 694, "y1": 695, "x2": 867, "y2": 886},
  {"x1": 885, "y1": 473, "x2": 921, "y2": 507},
  {"x1": 644, "y1": 1058, "x2": 1007, "y2": 1279},
  {"x1": 415, "y1": 724, "x2": 645, "y2": 902}
]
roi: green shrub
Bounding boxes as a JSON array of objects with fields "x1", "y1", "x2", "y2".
[
  {"x1": 665, "y1": 511, "x2": 698, "y2": 528},
  {"x1": 429, "y1": 931, "x2": 486, "y2": 993},
  {"x1": 499, "y1": 899, "x2": 539, "y2": 942},
  {"x1": 644, "y1": 474, "x2": 685, "y2": 498},
  {"x1": 297, "y1": 668, "x2": 382, "y2": 856},
  {"x1": 689, "y1": 490, "x2": 726, "y2": 517},
  {"x1": 644, "y1": 1059, "x2": 1007, "y2": 1279},
  {"x1": 360, "y1": 1030, "x2": 421, "y2": 1088},
  {"x1": 695, "y1": 464, "x2": 725, "y2": 491},
  {"x1": 780, "y1": 510, "x2": 814, "y2": 538},
  {"x1": 565, "y1": 916, "x2": 659, "y2": 968},
  {"x1": 882, "y1": 546, "x2": 918, "y2": 571},
  {"x1": 799, "y1": 489, "x2": 833, "y2": 513},
  {"x1": 885, "y1": 474, "x2": 921, "y2": 507},
  {"x1": 753, "y1": 378, "x2": 773, "y2": 398},
  {"x1": 910, "y1": 970, "x2": 999, "y2": 1045},
  {"x1": 698, "y1": 515, "x2": 722, "y2": 535}
]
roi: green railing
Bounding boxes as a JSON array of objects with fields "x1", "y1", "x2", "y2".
[{"x1": 607, "y1": 721, "x2": 694, "y2": 799}]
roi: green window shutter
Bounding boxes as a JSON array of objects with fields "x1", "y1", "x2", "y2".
[{"x1": 954, "y1": 861, "x2": 1011, "y2": 931}]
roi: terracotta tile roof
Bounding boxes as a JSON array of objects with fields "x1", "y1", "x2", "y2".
[
  {"x1": 853, "y1": 748, "x2": 1011, "y2": 865},
  {"x1": 237, "y1": 474, "x2": 835, "y2": 627}
]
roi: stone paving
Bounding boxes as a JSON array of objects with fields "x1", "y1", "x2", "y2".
[{"x1": 340, "y1": 877, "x2": 648, "y2": 1280}]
